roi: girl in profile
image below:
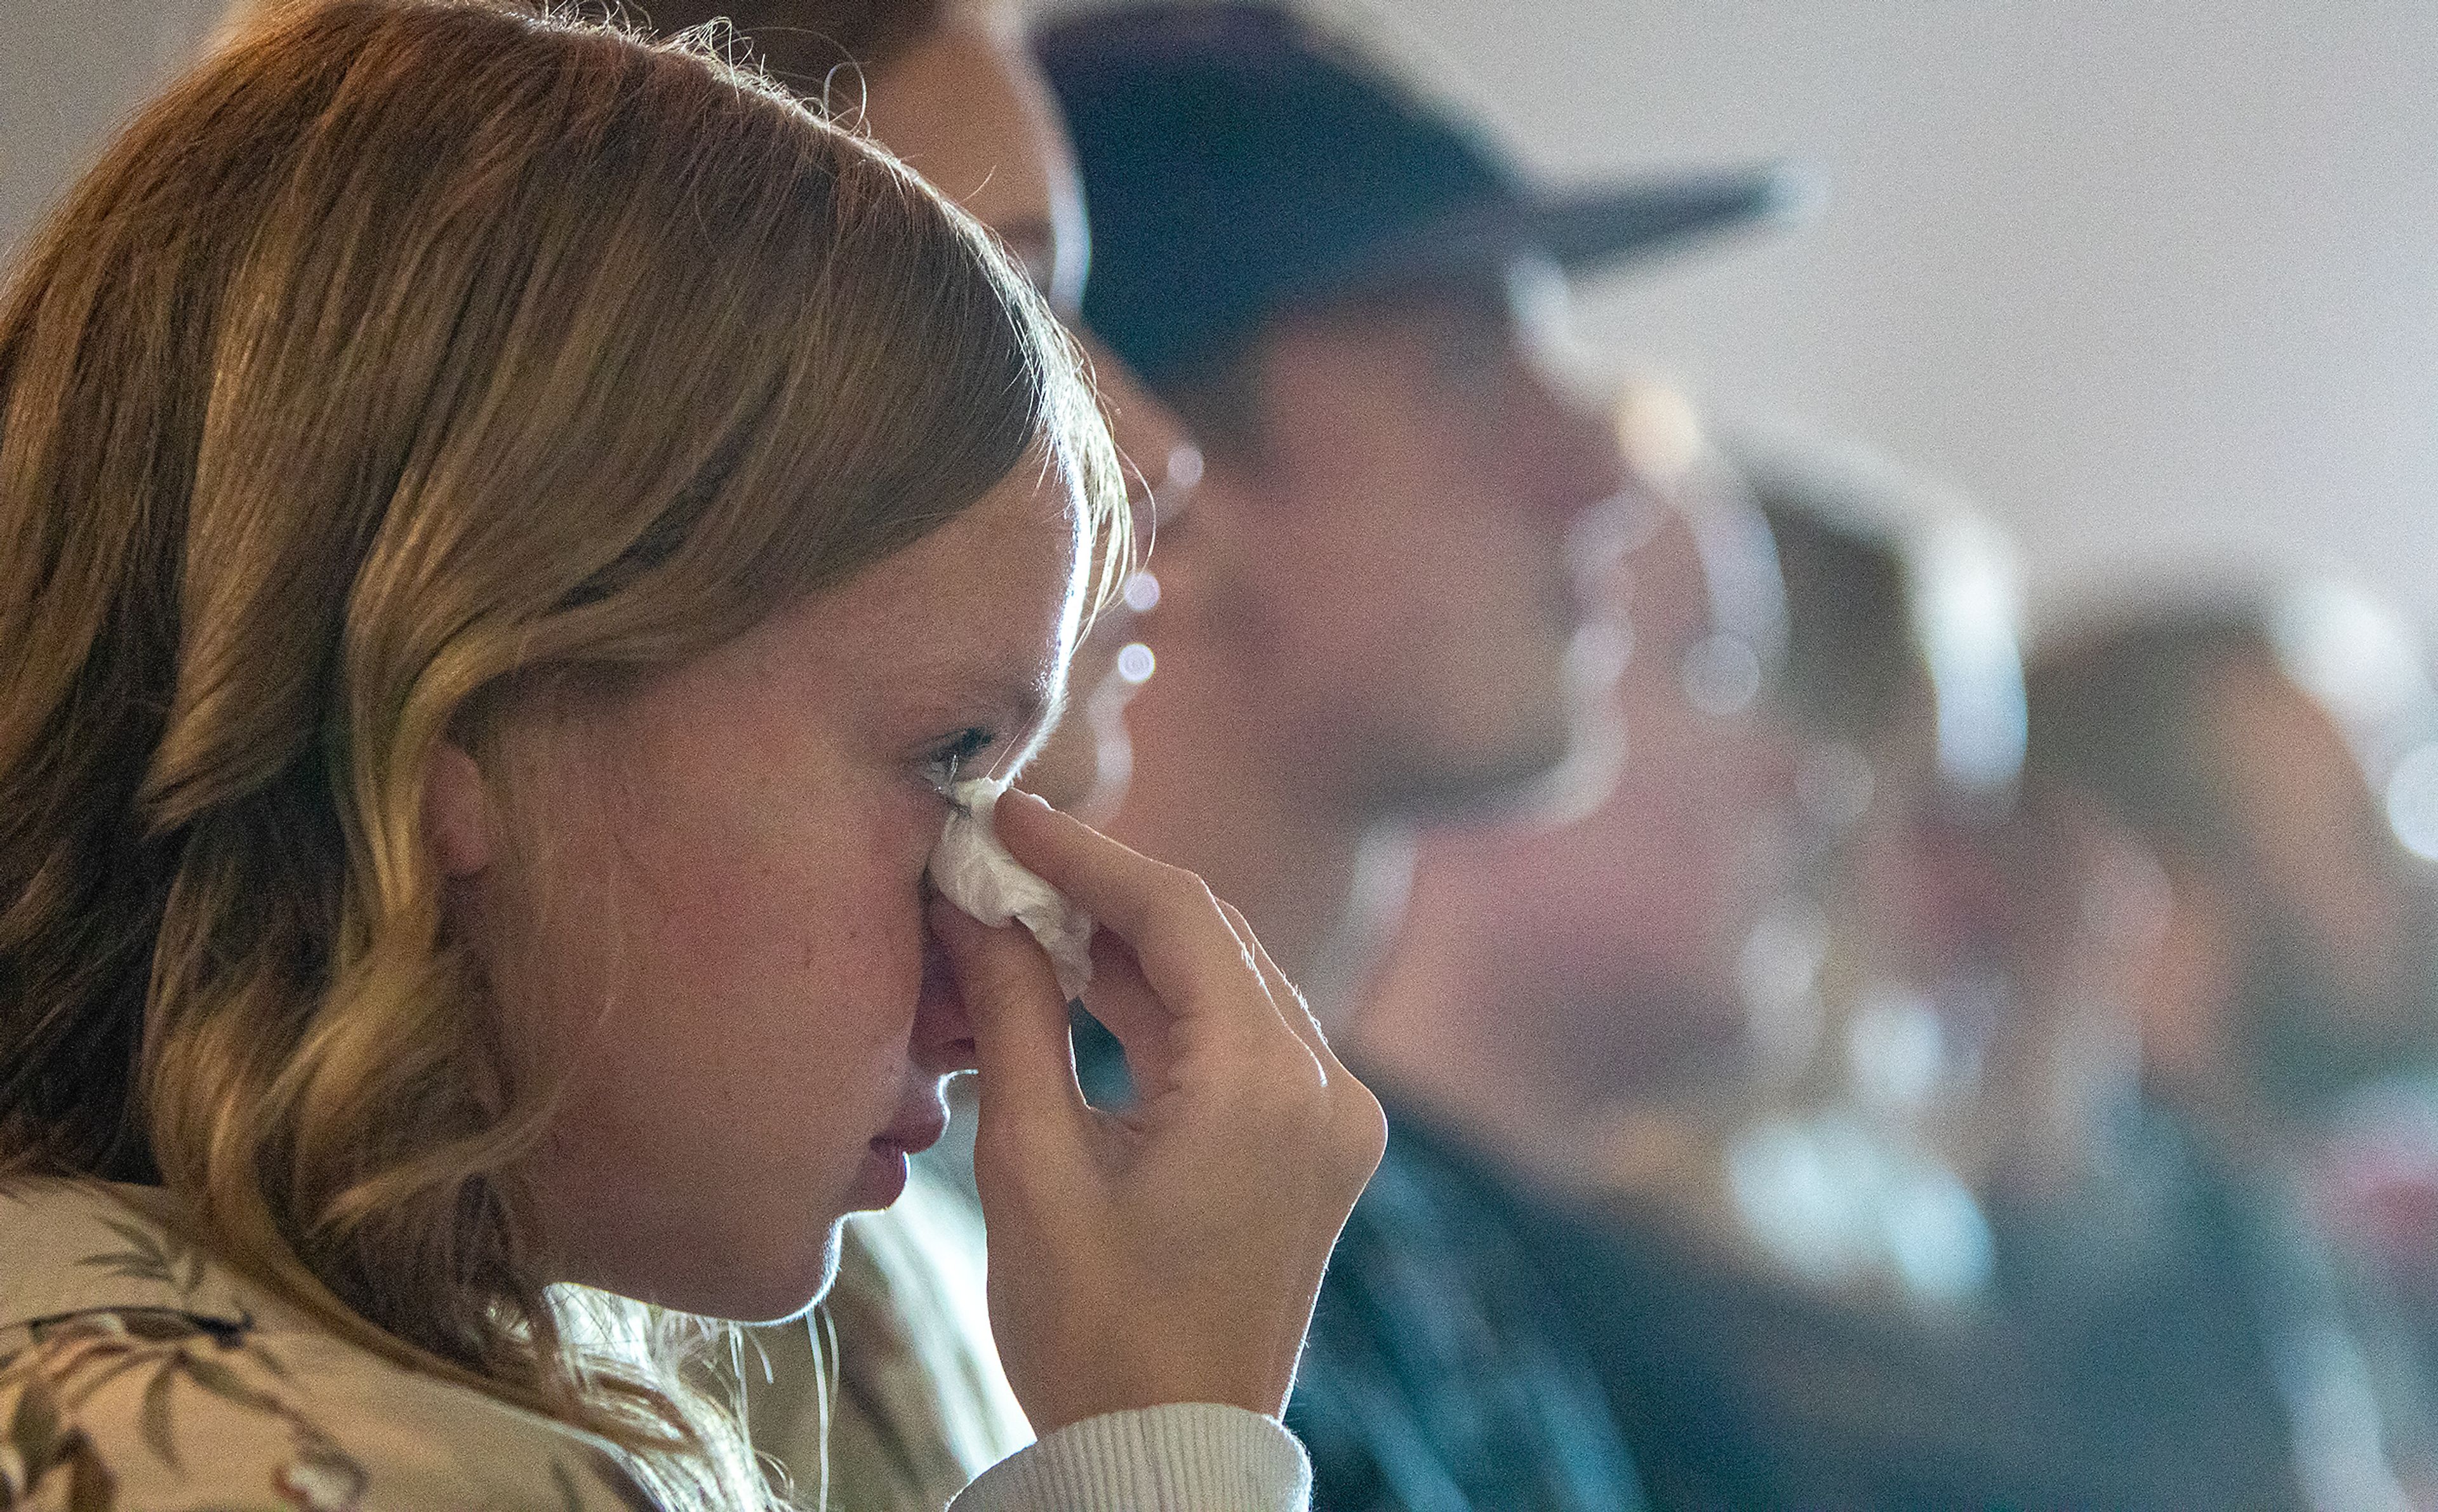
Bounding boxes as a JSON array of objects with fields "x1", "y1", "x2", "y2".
[
  {"x1": 604, "y1": 0, "x2": 1206, "y2": 1501},
  {"x1": 0, "y1": 3, "x2": 1380, "y2": 1508}
]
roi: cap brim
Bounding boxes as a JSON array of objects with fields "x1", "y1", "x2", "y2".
[
  {"x1": 1530, "y1": 162, "x2": 1820, "y2": 271},
  {"x1": 1352, "y1": 161, "x2": 1816, "y2": 295}
]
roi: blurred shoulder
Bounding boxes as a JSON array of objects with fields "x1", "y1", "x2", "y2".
[{"x1": 0, "y1": 1177, "x2": 648, "y2": 1511}]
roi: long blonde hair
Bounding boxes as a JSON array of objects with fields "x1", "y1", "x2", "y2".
[{"x1": 0, "y1": 1, "x2": 1122, "y2": 1502}]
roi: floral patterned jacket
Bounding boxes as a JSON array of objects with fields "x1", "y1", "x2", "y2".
[
  {"x1": 1, "y1": 1179, "x2": 1310, "y2": 1512},
  {"x1": 1, "y1": 1178, "x2": 658, "y2": 1511}
]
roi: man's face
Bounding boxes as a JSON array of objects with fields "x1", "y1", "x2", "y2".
[
  {"x1": 1423, "y1": 507, "x2": 1800, "y2": 1086},
  {"x1": 1581, "y1": 511, "x2": 1797, "y2": 1010},
  {"x1": 2209, "y1": 660, "x2": 2438, "y2": 1110},
  {"x1": 1222, "y1": 274, "x2": 1629, "y2": 817}
]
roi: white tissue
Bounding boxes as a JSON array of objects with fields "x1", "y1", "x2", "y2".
[{"x1": 931, "y1": 778, "x2": 1095, "y2": 1001}]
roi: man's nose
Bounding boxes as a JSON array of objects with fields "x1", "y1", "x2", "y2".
[{"x1": 1520, "y1": 375, "x2": 1634, "y2": 525}]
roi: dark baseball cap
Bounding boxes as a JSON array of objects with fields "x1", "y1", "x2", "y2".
[{"x1": 1035, "y1": 1, "x2": 1813, "y2": 387}]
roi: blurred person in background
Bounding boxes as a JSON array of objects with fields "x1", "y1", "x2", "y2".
[
  {"x1": 1366, "y1": 423, "x2": 2040, "y2": 1507},
  {"x1": 1034, "y1": 3, "x2": 1801, "y2": 1507},
  {"x1": 1709, "y1": 435, "x2": 2026, "y2": 1307},
  {"x1": 1351, "y1": 389, "x2": 1795, "y2": 1200},
  {"x1": 1978, "y1": 594, "x2": 2438, "y2": 1511},
  {"x1": 1656, "y1": 438, "x2": 2028, "y2": 1506}
]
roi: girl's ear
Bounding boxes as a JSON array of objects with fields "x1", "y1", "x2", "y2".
[{"x1": 423, "y1": 740, "x2": 495, "y2": 878}]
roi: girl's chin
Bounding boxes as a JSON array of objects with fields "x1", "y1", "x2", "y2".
[
  {"x1": 694, "y1": 1220, "x2": 851, "y2": 1327},
  {"x1": 583, "y1": 1210, "x2": 852, "y2": 1326}
]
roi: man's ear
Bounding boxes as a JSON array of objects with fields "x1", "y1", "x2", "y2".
[{"x1": 423, "y1": 740, "x2": 495, "y2": 879}]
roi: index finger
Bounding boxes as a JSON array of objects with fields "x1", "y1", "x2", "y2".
[
  {"x1": 929, "y1": 898, "x2": 1087, "y2": 1128},
  {"x1": 994, "y1": 789, "x2": 1282, "y2": 1044}
]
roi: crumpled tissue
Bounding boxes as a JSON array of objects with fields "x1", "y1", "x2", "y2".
[{"x1": 930, "y1": 777, "x2": 1095, "y2": 1001}]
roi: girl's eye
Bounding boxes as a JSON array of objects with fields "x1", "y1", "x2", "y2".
[{"x1": 923, "y1": 727, "x2": 996, "y2": 799}]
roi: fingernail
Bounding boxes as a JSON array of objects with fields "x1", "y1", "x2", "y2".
[{"x1": 1005, "y1": 788, "x2": 1053, "y2": 813}]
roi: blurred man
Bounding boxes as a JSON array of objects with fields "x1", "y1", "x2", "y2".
[
  {"x1": 1036, "y1": 4, "x2": 1799, "y2": 1508},
  {"x1": 1367, "y1": 428, "x2": 2044, "y2": 1508},
  {"x1": 1707, "y1": 437, "x2": 2025, "y2": 1301},
  {"x1": 1982, "y1": 599, "x2": 2438, "y2": 1511},
  {"x1": 2021, "y1": 607, "x2": 2438, "y2": 1141},
  {"x1": 1354, "y1": 395, "x2": 1796, "y2": 1181}
]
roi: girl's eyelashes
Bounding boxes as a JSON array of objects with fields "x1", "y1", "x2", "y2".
[{"x1": 923, "y1": 726, "x2": 997, "y2": 799}]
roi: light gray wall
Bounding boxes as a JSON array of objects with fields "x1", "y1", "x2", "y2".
[
  {"x1": 1366, "y1": 0, "x2": 2438, "y2": 637},
  {"x1": 1, "y1": 1, "x2": 224, "y2": 263},
  {"x1": 8, "y1": 0, "x2": 2433, "y2": 636}
]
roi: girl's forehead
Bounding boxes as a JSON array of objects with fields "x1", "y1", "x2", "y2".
[{"x1": 799, "y1": 468, "x2": 1087, "y2": 693}]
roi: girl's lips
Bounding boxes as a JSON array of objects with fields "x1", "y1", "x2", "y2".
[
  {"x1": 849, "y1": 1100, "x2": 945, "y2": 1211},
  {"x1": 871, "y1": 1107, "x2": 949, "y2": 1158}
]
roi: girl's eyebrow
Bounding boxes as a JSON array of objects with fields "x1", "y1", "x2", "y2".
[{"x1": 932, "y1": 661, "x2": 1062, "y2": 776}]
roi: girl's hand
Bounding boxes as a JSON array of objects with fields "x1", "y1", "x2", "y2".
[{"x1": 929, "y1": 788, "x2": 1385, "y2": 1433}]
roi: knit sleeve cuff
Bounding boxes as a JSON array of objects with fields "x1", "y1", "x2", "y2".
[{"x1": 949, "y1": 1402, "x2": 1311, "y2": 1512}]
